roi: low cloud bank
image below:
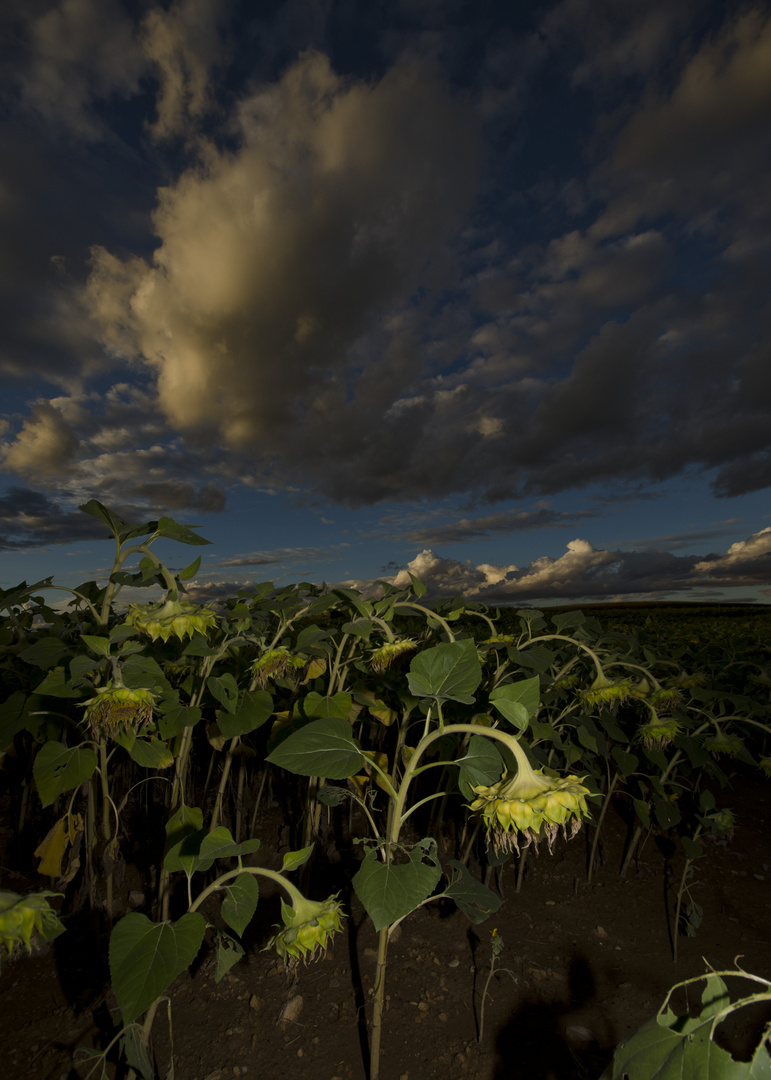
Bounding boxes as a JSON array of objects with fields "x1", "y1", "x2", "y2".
[{"x1": 346, "y1": 528, "x2": 771, "y2": 604}]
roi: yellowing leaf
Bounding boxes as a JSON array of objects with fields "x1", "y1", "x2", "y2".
[
  {"x1": 362, "y1": 750, "x2": 392, "y2": 793},
  {"x1": 35, "y1": 813, "x2": 83, "y2": 878},
  {"x1": 302, "y1": 657, "x2": 327, "y2": 682},
  {"x1": 347, "y1": 773, "x2": 369, "y2": 798}
]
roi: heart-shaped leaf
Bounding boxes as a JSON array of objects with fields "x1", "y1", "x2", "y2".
[
  {"x1": 110, "y1": 912, "x2": 206, "y2": 1023},
  {"x1": 353, "y1": 839, "x2": 441, "y2": 931}
]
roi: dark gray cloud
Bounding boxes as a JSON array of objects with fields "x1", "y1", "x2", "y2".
[
  {"x1": 217, "y1": 547, "x2": 339, "y2": 569},
  {"x1": 401, "y1": 507, "x2": 598, "y2": 545},
  {"x1": 0, "y1": 486, "x2": 104, "y2": 550},
  {"x1": 0, "y1": 0, "x2": 769, "y2": 568}
]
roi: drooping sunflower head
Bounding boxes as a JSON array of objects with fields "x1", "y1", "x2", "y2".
[
  {"x1": 650, "y1": 688, "x2": 683, "y2": 715},
  {"x1": 703, "y1": 732, "x2": 745, "y2": 758},
  {"x1": 0, "y1": 891, "x2": 65, "y2": 963},
  {"x1": 637, "y1": 715, "x2": 680, "y2": 750},
  {"x1": 251, "y1": 647, "x2": 305, "y2": 688},
  {"x1": 82, "y1": 685, "x2": 156, "y2": 738},
  {"x1": 702, "y1": 807, "x2": 736, "y2": 841},
  {"x1": 266, "y1": 894, "x2": 346, "y2": 966},
  {"x1": 582, "y1": 677, "x2": 644, "y2": 709},
  {"x1": 126, "y1": 598, "x2": 219, "y2": 643},
  {"x1": 370, "y1": 638, "x2": 419, "y2": 673},
  {"x1": 469, "y1": 756, "x2": 591, "y2": 857}
]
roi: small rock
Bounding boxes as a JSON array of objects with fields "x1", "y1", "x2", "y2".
[
  {"x1": 596, "y1": 925, "x2": 608, "y2": 938},
  {"x1": 566, "y1": 1024, "x2": 594, "y2": 1047},
  {"x1": 249, "y1": 995, "x2": 262, "y2": 1012},
  {"x1": 448, "y1": 958, "x2": 460, "y2": 968},
  {"x1": 417, "y1": 1002, "x2": 429, "y2": 1011},
  {"x1": 278, "y1": 995, "x2": 303, "y2": 1026}
]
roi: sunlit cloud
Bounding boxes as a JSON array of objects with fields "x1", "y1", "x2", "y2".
[{"x1": 351, "y1": 528, "x2": 771, "y2": 604}]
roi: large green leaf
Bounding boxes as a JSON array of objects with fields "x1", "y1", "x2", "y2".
[
  {"x1": 442, "y1": 860, "x2": 502, "y2": 924},
  {"x1": 511, "y1": 646, "x2": 555, "y2": 673},
  {"x1": 407, "y1": 639, "x2": 481, "y2": 704},
  {"x1": 109, "y1": 911, "x2": 206, "y2": 1024},
  {"x1": 300, "y1": 691, "x2": 352, "y2": 720},
  {"x1": 457, "y1": 735, "x2": 504, "y2": 796},
  {"x1": 34, "y1": 741, "x2": 98, "y2": 807},
  {"x1": 128, "y1": 737, "x2": 174, "y2": 770},
  {"x1": 33, "y1": 666, "x2": 82, "y2": 698},
  {"x1": 610, "y1": 974, "x2": 768, "y2": 1080},
  {"x1": 19, "y1": 637, "x2": 69, "y2": 670},
  {"x1": 218, "y1": 690, "x2": 273, "y2": 738},
  {"x1": 156, "y1": 516, "x2": 212, "y2": 546},
  {"x1": 266, "y1": 716, "x2": 364, "y2": 779},
  {"x1": 121, "y1": 655, "x2": 170, "y2": 692},
  {"x1": 163, "y1": 826, "x2": 260, "y2": 877},
  {"x1": 208, "y1": 674, "x2": 239, "y2": 713},
  {"x1": 221, "y1": 873, "x2": 260, "y2": 937},
  {"x1": 0, "y1": 692, "x2": 28, "y2": 745},
  {"x1": 281, "y1": 845, "x2": 313, "y2": 872},
  {"x1": 157, "y1": 700, "x2": 202, "y2": 739},
  {"x1": 353, "y1": 839, "x2": 441, "y2": 931},
  {"x1": 79, "y1": 499, "x2": 129, "y2": 538},
  {"x1": 489, "y1": 677, "x2": 540, "y2": 731}
]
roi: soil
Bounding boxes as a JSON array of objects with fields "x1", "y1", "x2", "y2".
[{"x1": 2, "y1": 764, "x2": 770, "y2": 1080}]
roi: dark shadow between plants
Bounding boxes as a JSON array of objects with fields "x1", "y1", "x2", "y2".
[{"x1": 492, "y1": 954, "x2": 612, "y2": 1080}]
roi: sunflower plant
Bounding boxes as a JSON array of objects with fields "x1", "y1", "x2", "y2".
[{"x1": 265, "y1": 632, "x2": 591, "y2": 1080}]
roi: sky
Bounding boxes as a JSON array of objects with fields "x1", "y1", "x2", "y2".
[{"x1": 1, "y1": 0, "x2": 771, "y2": 607}]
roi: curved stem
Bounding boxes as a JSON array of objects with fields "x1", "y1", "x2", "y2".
[
  {"x1": 189, "y1": 865, "x2": 304, "y2": 913},
  {"x1": 525, "y1": 634, "x2": 605, "y2": 681},
  {"x1": 393, "y1": 601, "x2": 456, "y2": 642}
]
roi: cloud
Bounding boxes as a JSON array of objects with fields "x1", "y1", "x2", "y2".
[
  {"x1": 0, "y1": 486, "x2": 105, "y2": 551},
  {"x1": 16, "y1": 0, "x2": 144, "y2": 139},
  {"x1": 2, "y1": 3, "x2": 770, "y2": 525},
  {"x1": 592, "y1": 6, "x2": 771, "y2": 242},
  {"x1": 356, "y1": 529, "x2": 771, "y2": 603},
  {"x1": 141, "y1": 0, "x2": 232, "y2": 141},
  {"x1": 218, "y1": 546, "x2": 338, "y2": 569},
  {"x1": 84, "y1": 50, "x2": 479, "y2": 499},
  {"x1": 401, "y1": 506, "x2": 597, "y2": 545},
  {"x1": 1, "y1": 403, "x2": 79, "y2": 478},
  {"x1": 693, "y1": 527, "x2": 771, "y2": 580},
  {"x1": 0, "y1": 386, "x2": 227, "y2": 518}
]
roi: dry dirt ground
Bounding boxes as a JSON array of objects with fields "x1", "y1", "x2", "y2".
[{"x1": 2, "y1": 763, "x2": 770, "y2": 1080}]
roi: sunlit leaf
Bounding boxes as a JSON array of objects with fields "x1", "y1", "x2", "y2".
[
  {"x1": 353, "y1": 839, "x2": 441, "y2": 931},
  {"x1": 489, "y1": 677, "x2": 540, "y2": 731},
  {"x1": 407, "y1": 639, "x2": 481, "y2": 704},
  {"x1": 266, "y1": 716, "x2": 365, "y2": 779},
  {"x1": 457, "y1": 735, "x2": 504, "y2": 796},
  {"x1": 281, "y1": 845, "x2": 314, "y2": 872}
]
